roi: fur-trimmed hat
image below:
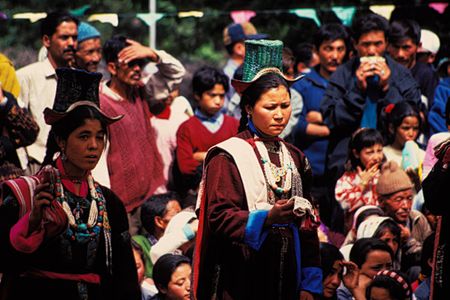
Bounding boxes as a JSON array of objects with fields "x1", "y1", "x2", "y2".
[{"x1": 376, "y1": 161, "x2": 413, "y2": 196}]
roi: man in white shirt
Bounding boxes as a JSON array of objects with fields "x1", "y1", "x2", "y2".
[{"x1": 17, "y1": 11, "x2": 78, "y2": 173}]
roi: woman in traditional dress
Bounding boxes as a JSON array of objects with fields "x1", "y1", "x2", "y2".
[
  {"x1": 0, "y1": 68, "x2": 141, "y2": 300},
  {"x1": 193, "y1": 40, "x2": 322, "y2": 300}
]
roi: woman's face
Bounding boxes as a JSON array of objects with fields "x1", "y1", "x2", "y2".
[
  {"x1": 323, "y1": 260, "x2": 343, "y2": 298},
  {"x1": 164, "y1": 263, "x2": 191, "y2": 300},
  {"x1": 246, "y1": 84, "x2": 291, "y2": 137},
  {"x1": 58, "y1": 118, "x2": 105, "y2": 176},
  {"x1": 360, "y1": 250, "x2": 392, "y2": 279},
  {"x1": 394, "y1": 116, "x2": 420, "y2": 147}
]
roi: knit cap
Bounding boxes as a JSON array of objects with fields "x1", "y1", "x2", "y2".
[
  {"x1": 376, "y1": 161, "x2": 413, "y2": 196},
  {"x1": 78, "y1": 22, "x2": 100, "y2": 43}
]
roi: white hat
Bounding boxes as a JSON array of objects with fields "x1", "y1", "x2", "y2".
[
  {"x1": 418, "y1": 29, "x2": 440, "y2": 54},
  {"x1": 357, "y1": 216, "x2": 392, "y2": 239}
]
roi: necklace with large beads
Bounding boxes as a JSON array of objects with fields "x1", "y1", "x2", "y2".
[
  {"x1": 255, "y1": 140, "x2": 293, "y2": 197},
  {"x1": 54, "y1": 169, "x2": 105, "y2": 243}
]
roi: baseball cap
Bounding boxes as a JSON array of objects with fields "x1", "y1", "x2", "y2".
[
  {"x1": 418, "y1": 29, "x2": 440, "y2": 54},
  {"x1": 223, "y1": 22, "x2": 268, "y2": 46}
]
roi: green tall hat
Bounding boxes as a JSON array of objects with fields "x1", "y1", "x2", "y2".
[{"x1": 231, "y1": 39, "x2": 303, "y2": 94}]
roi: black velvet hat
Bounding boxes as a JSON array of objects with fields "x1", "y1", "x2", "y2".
[{"x1": 44, "y1": 68, "x2": 123, "y2": 125}]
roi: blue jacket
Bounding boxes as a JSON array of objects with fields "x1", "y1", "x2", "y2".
[
  {"x1": 292, "y1": 68, "x2": 329, "y2": 177},
  {"x1": 320, "y1": 55, "x2": 421, "y2": 179},
  {"x1": 429, "y1": 77, "x2": 450, "y2": 135}
]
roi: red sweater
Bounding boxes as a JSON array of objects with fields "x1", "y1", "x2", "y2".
[
  {"x1": 176, "y1": 115, "x2": 238, "y2": 175},
  {"x1": 100, "y1": 90, "x2": 164, "y2": 212}
]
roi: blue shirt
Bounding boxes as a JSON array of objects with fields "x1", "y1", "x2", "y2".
[{"x1": 194, "y1": 109, "x2": 224, "y2": 133}]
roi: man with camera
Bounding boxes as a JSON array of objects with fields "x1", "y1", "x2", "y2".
[{"x1": 320, "y1": 13, "x2": 421, "y2": 232}]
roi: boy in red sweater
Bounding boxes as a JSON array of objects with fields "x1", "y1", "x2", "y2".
[{"x1": 175, "y1": 66, "x2": 239, "y2": 193}]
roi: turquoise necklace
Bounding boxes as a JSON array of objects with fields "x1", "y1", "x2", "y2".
[{"x1": 53, "y1": 169, "x2": 106, "y2": 243}]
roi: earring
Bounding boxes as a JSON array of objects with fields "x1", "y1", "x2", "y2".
[{"x1": 61, "y1": 149, "x2": 67, "y2": 161}]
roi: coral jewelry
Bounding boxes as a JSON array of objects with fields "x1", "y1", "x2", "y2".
[
  {"x1": 255, "y1": 140, "x2": 294, "y2": 198},
  {"x1": 53, "y1": 169, "x2": 105, "y2": 243}
]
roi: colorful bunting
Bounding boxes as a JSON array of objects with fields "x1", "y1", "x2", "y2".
[
  {"x1": 70, "y1": 5, "x2": 91, "y2": 17},
  {"x1": 178, "y1": 11, "x2": 204, "y2": 18},
  {"x1": 13, "y1": 12, "x2": 47, "y2": 23},
  {"x1": 369, "y1": 5, "x2": 395, "y2": 20},
  {"x1": 332, "y1": 6, "x2": 356, "y2": 26},
  {"x1": 137, "y1": 13, "x2": 165, "y2": 26},
  {"x1": 290, "y1": 8, "x2": 320, "y2": 26},
  {"x1": 429, "y1": 2, "x2": 448, "y2": 14},
  {"x1": 88, "y1": 14, "x2": 119, "y2": 27},
  {"x1": 230, "y1": 10, "x2": 256, "y2": 23}
]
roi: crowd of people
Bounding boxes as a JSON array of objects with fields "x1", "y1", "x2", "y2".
[{"x1": 0, "y1": 8, "x2": 449, "y2": 300}]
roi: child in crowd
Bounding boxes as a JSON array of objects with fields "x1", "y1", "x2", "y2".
[
  {"x1": 337, "y1": 238, "x2": 394, "y2": 300},
  {"x1": 335, "y1": 128, "x2": 384, "y2": 233},
  {"x1": 366, "y1": 270, "x2": 412, "y2": 300},
  {"x1": 383, "y1": 102, "x2": 425, "y2": 173},
  {"x1": 342, "y1": 205, "x2": 385, "y2": 247},
  {"x1": 413, "y1": 233, "x2": 434, "y2": 299},
  {"x1": 356, "y1": 216, "x2": 402, "y2": 269},
  {"x1": 175, "y1": 66, "x2": 239, "y2": 193},
  {"x1": 320, "y1": 243, "x2": 359, "y2": 299},
  {"x1": 132, "y1": 193, "x2": 182, "y2": 279},
  {"x1": 131, "y1": 240, "x2": 158, "y2": 299},
  {"x1": 150, "y1": 254, "x2": 191, "y2": 300}
]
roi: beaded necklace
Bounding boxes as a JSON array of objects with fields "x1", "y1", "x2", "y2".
[
  {"x1": 53, "y1": 169, "x2": 106, "y2": 243},
  {"x1": 255, "y1": 139, "x2": 294, "y2": 202}
]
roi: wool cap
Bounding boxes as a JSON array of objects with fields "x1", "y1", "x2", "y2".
[
  {"x1": 78, "y1": 22, "x2": 100, "y2": 43},
  {"x1": 376, "y1": 161, "x2": 413, "y2": 196}
]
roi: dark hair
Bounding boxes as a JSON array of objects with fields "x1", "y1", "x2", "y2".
[
  {"x1": 388, "y1": 20, "x2": 421, "y2": 46},
  {"x1": 320, "y1": 243, "x2": 344, "y2": 279},
  {"x1": 384, "y1": 102, "x2": 421, "y2": 145},
  {"x1": 420, "y1": 233, "x2": 435, "y2": 276},
  {"x1": 282, "y1": 47, "x2": 295, "y2": 74},
  {"x1": 43, "y1": 106, "x2": 108, "y2": 166},
  {"x1": 350, "y1": 237, "x2": 394, "y2": 268},
  {"x1": 345, "y1": 128, "x2": 384, "y2": 171},
  {"x1": 293, "y1": 42, "x2": 314, "y2": 67},
  {"x1": 366, "y1": 270, "x2": 412, "y2": 300},
  {"x1": 140, "y1": 192, "x2": 181, "y2": 235},
  {"x1": 41, "y1": 11, "x2": 79, "y2": 38},
  {"x1": 153, "y1": 254, "x2": 191, "y2": 292},
  {"x1": 351, "y1": 13, "x2": 389, "y2": 42},
  {"x1": 103, "y1": 35, "x2": 129, "y2": 63},
  {"x1": 238, "y1": 73, "x2": 290, "y2": 132},
  {"x1": 313, "y1": 23, "x2": 350, "y2": 51},
  {"x1": 192, "y1": 66, "x2": 229, "y2": 97},
  {"x1": 373, "y1": 218, "x2": 401, "y2": 246}
]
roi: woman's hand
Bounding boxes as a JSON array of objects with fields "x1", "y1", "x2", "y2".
[
  {"x1": 28, "y1": 183, "x2": 55, "y2": 234},
  {"x1": 350, "y1": 273, "x2": 372, "y2": 300},
  {"x1": 342, "y1": 261, "x2": 360, "y2": 290},
  {"x1": 265, "y1": 199, "x2": 295, "y2": 227}
]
